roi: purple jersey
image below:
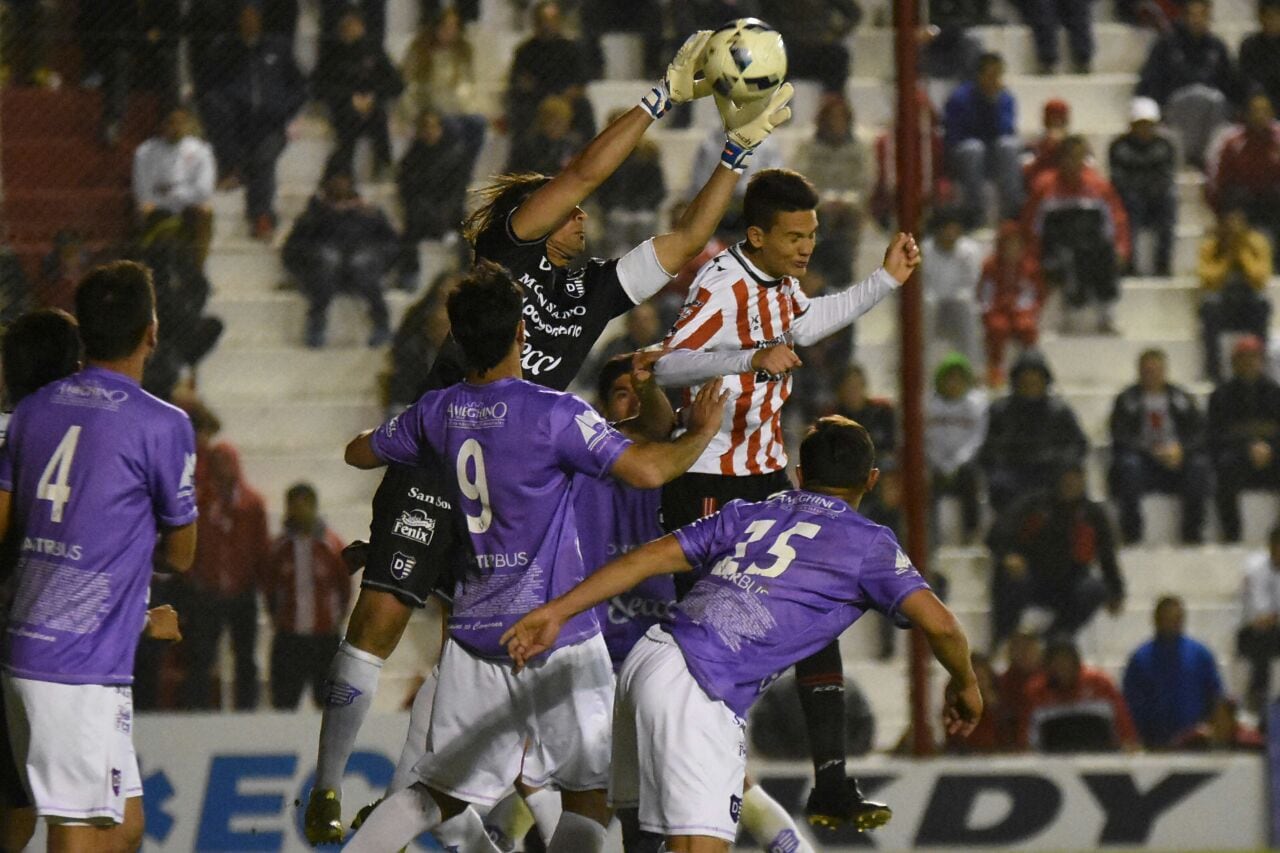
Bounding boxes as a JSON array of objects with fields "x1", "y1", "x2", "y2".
[
  {"x1": 671, "y1": 490, "x2": 929, "y2": 717},
  {"x1": 573, "y1": 476, "x2": 674, "y2": 670},
  {"x1": 370, "y1": 377, "x2": 633, "y2": 659},
  {"x1": 0, "y1": 367, "x2": 197, "y2": 685}
]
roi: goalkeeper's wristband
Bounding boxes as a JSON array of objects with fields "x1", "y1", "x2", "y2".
[
  {"x1": 639, "y1": 80, "x2": 672, "y2": 120},
  {"x1": 720, "y1": 137, "x2": 754, "y2": 173}
]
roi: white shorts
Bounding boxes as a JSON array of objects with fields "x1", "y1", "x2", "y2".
[
  {"x1": 416, "y1": 635, "x2": 614, "y2": 807},
  {"x1": 609, "y1": 627, "x2": 747, "y2": 842},
  {"x1": 1, "y1": 674, "x2": 141, "y2": 825}
]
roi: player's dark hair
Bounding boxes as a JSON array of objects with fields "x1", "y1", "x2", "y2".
[
  {"x1": 1138, "y1": 347, "x2": 1166, "y2": 365},
  {"x1": 1154, "y1": 594, "x2": 1183, "y2": 614},
  {"x1": 799, "y1": 415, "x2": 876, "y2": 492},
  {"x1": 743, "y1": 169, "x2": 819, "y2": 232},
  {"x1": 447, "y1": 260, "x2": 524, "y2": 374},
  {"x1": 286, "y1": 482, "x2": 317, "y2": 504},
  {"x1": 596, "y1": 354, "x2": 633, "y2": 410},
  {"x1": 462, "y1": 172, "x2": 553, "y2": 245},
  {"x1": 977, "y1": 51, "x2": 1004, "y2": 74},
  {"x1": 75, "y1": 261, "x2": 156, "y2": 362},
  {"x1": 2, "y1": 309, "x2": 81, "y2": 408}
]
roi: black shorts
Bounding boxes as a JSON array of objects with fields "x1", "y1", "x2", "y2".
[
  {"x1": 361, "y1": 459, "x2": 469, "y2": 609},
  {"x1": 0, "y1": 687, "x2": 30, "y2": 810},
  {"x1": 661, "y1": 469, "x2": 793, "y2": 597}
]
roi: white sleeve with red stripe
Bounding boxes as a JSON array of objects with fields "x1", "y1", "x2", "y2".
[
  {"x1": 653, "y1": 348, "x2": 755, "y2": 387},
  {"x1": 663, "y1": 270, "x2": 741, "y2": 354}
]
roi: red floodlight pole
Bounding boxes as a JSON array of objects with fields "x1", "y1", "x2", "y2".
[{"x1": 893, "y1": 0, "x2": 933, "y2": 756}]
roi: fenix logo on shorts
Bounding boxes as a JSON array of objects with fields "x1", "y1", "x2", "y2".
[{"x1": 393, "y1": 509, "x2": 436, "y2": 546}]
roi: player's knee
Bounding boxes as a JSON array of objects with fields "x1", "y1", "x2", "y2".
[
  {"x1": 560, "y1": 788, "x2": 611, "y2": 827},
  {"x1": 344, "y1": 590, "x2": 412, "y2": 658}
]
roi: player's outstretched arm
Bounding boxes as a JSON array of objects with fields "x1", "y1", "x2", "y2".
[
  {"x1": 344, "y1": 430, "x2": 384, "y2": 470},
  {"x1": 503, "y1": 534, "x2": 692, "y2": 669},
  {"x1": 160, "y1": 522, "x2": 197, "y2": 572},
  {"x1": 654, "y1": 343, "x2": 802, "y2": 387},
  {"x1": 898, "y1": 589, "x2": 982, "y2": 737},
  {"x1": 789, "y1": 233, "x2": 921, "y2": 347},
  {"x1": 610, "y1": 378, "x2": 730, "y2": 488},
  {"x1": 510, "y1": 31, "x2": 713, "y2": 243},
  {"x1": 616, "y1": 350, "x2": 679, "y2": 442}
]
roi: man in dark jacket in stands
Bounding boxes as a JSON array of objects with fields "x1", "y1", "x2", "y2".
[
  {"x1": 989, "y1": 464, "x2": 1126, "y2": 645},
  {"x1": 1108, "y1": 98, "x2": 1178, "y2": 277},
  {"x1": 313, "y1": 9, "x2": 403, "y2": 177},
  {"x1": 1109, "y1": 348, "x2": 1209, "y2": 544},
  {"x1": 1239, "y1": 0, "x2": 1280, "y2": 118},
  {"x1": 1135, "y1": 0, "x2": 1238, "y2": 166},
  {"x1": 396, "y1": 110, "x2": 473, "y2": 289},
  {"x1": 980, "y1": 350, "x2": 1089, "y2": 511},
  {"x1": 282, "y1": 168, "x2": 399, "y2": 349},
  {"x1": 1208, "y1": 335, "x2": 1280, "y2": 542},
  {"x1": 201, "y1": 2, "x2": 309, "y2": 241}
]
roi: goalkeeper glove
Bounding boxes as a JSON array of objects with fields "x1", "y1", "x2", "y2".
[
  {"x1": 639, "y1": 30, "x2": 713, "y2": 119},
  {"x1": 717, "y1": 83, "x2": 795, "y2": 172}
]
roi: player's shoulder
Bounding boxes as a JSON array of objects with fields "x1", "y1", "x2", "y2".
[{"x1": 692, "y1": 246, "x2": 746, "y2": 290}]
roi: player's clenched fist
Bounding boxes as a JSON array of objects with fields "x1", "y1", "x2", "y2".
[
  {"x1": 943, "y1": 676, "x2": 983, "y2": 737},
  {"x1": 883, "y1": 232, "x2": 922, "y2": 284},
  {"x1": 751, "y1": 344, "x2": 803, "y2": 378},
  {"x1": 686, "y1": 377, "x2": 731, "y2": 436}
]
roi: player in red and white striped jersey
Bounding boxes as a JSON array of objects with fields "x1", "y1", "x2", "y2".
[{"x1": 653, "y1": 168, "x2": 920, "y2": 833}]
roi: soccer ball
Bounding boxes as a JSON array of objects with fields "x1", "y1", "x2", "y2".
[{"x1": 703, "y1": 18, "x2": 788, "y2": 106}]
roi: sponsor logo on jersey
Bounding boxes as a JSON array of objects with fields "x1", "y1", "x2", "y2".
[
  {"x1": 729, "y1": 794, "x2": 742, "y2": 824},
  {"x1": 21, "y1": 537, "x2": 82, "y2": 560},
  {"x1": 407, "y1": 486, "x2": 452, "y2": 510},
  {"x1": 522, "y1": 344, "x2": 564, "y2": 376},
  {"x1": 447, "y1": 400, "x2": 508, "y2": 429},
  {"x1": 392, "y1": 509, "x2": 437, "y2": 546},
  {"x1": 322, "y1": 679, "x2": 363, "y2": 708},
  {"x1": 178, "y1": 453, "x2": 197, "y2": 499},
  {"x1": 56, "y1": 381, "x2": 130, "y2": 409},
  {"x1": 575, "y1": 410, "x2": 613, "y2": 452},
  {"x1": 390, "y1": 551, "x2": 416, "y2": 581},
  {"x1": 382, "y1": 416, "x2": 399, "y2": 437},
  {"x1": 607, "y1": 595, "x2": 674, "y2": 624},
  {"x1": 564, "y1": 269, "x2": 586, "y2": 299},
  {"x1": 895, "y1": 548, "x2": 916, "y2": 576}
]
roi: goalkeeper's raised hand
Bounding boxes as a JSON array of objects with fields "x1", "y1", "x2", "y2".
[
  {"x1": 717, "y1": 83, "x2": 795, "y2": 172},
  {"x1": 639, "y1": 30, "x2": 714, "y2": 119}
]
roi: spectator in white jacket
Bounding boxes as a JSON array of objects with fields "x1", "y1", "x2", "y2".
[
  {"x1": 927, "y1": 352, "x2": 988, "y2": 540},
  {"x1": 922, "y1": 207, "x2": 984, "y2": 365},
  {"x1": 1238, "y1": 526, "x2": 1280, "y2": 711},
  {"x1": 132, "y1": 106, "x2": 217, "y2": 268}
]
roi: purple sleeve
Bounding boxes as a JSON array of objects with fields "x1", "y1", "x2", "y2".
[
  {"x1": 150, "y1": 412, "x2": 199, "y2": 528},
  {"x1": 550, "y1": 394, "x2": 633, "y2": 479},
  {"x1": 673, "y1": 501, "x2": 743, "y2": 571},
  {"x1": 859, "y1": 529, "x2": 930, "y2": 623},
  {"x1": 369, "y1": 397, "x2": 435, "y2": 466}
]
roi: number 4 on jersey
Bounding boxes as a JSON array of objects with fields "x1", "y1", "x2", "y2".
[{"x1": 37, "y1": 425, "x2": 81, "y2": 523}]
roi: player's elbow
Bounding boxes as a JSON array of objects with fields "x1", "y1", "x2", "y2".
[
  {"x1": 612, "y1": 452, "x2": 669, "y2": 490},
  {"x1": 621, "y1": 464, "x2": 667, "y2": 490}
]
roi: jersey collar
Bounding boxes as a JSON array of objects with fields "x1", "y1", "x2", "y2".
[{"x1": 729, "y1": 243, "x2": 785, "y2": 288}]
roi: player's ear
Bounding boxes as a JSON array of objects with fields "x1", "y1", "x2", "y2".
[
  {"x1": 145, "y1": 317, "x2": 159, "y2": 351},
  {"x1": 745, "y1": 224, "x2": 766, "y2": 249},
  {"x1": 865, "y1": 467, "x2": 880, "y2": 493},
  {"x1": 794, "y1": 464, "x2": 804, "y2": 488},
  {"x1": 516, "y1": 319, "x2": 527, "y2": 347}
]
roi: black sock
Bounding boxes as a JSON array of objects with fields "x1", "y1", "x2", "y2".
[
  {"x1": 795, "y1": 639, "x2": 847, "y2": 795},
  {"x1": 618, "y1": 807, "x2": 664, "y2": 853}
]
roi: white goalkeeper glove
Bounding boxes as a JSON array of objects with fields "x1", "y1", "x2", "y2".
[
  {"x1": 639, "y1": 30, "x2": 714, "y2": 120},
  {"x1": 717, "y1": 83, "x2": 794, "y2": 172}
]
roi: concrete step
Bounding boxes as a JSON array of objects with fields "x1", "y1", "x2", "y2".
[
  {"x1": 210, "y1": 290, "x2": 422, "y2": 348},
  {"x1": 198, "y1": 345, "x2": 384, "y2": 400},
  {"x1": 216, "y1": 399, "x2": 382, "y2": 453}
]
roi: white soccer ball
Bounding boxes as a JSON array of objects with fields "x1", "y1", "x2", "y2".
[{"x1": 703, "y1": 18, "x2": 788, "y2": 106}]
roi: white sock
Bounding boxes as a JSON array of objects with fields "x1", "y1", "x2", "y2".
[
  {"x1": 434, "y1": 807, "x2": 502, "y2": 853},
  {"x1": 389, "y1": 669, "x2": 438, "y2": 794},
  {"x1": 483, "y1": 791, "x2": 535, "y2": 851},
  {"x1": 344, "y1": 783, "x2": 442, "y2": 852},
  {"x1": 742, "y1": 784, "x2": 813, "y2": 853},
  {"x1": 315, "y1": 641, "x2": 385, "y2": 793},
  {"x1": 548, "y1": 811, "x2": 607, "y2": 853},
  {"x1": 523, "y1": 787, "x2": 563, "y2": 843}
]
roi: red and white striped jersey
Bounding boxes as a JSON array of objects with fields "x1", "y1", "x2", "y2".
[{"x1": 664, "y1": 244, "x2": 810, "y2": 476}]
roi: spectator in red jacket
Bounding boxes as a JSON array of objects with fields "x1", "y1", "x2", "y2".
[
  {"x1": 979, "y1": 222, "x2": 1046, "y2": 386},
  {"x1": 181, "y1": 441, "x2": 271, "y2": 710},
  {"x1": 1023, "y1": 99, "x2": 1071, "y2": 189},
  {"x1": 263, "y1": 483, "x2": 351, "y2": 710},
  {"x1": 872, "y1": 85, "x2": 949, "y2": 229},
  {"x1": 1019, "y1": 637, "x2": 1140, "y2": 752},
  {"x1": 1205, "y1": 91, "x2": 1280, "y2": 246},
  {"x1": 999, "y1": 629, "x2": 1044, "y2": 727},
  {"x1": 1022, "y1": 135, "x2": 1130, "y2": 333}
]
